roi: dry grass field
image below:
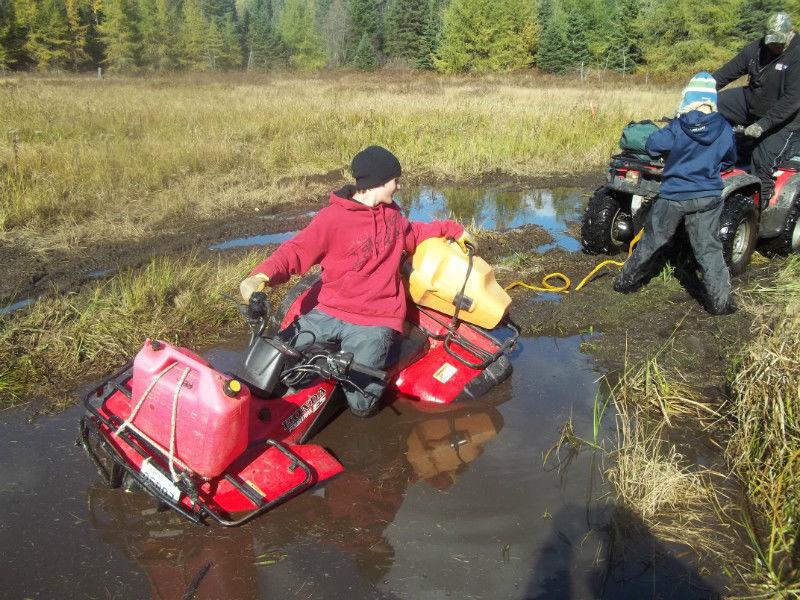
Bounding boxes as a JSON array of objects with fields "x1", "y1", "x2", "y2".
[{"x1": 0, "y1": 72, "x2": 677, "y2": 251}]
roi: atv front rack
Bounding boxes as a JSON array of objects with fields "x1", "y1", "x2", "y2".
[
  {"x1": 416, "y1": 307, "x2": 519, "y2": 370},
  {"x1": 80, "y1": 366, "x2": 314, "y2": 527}
]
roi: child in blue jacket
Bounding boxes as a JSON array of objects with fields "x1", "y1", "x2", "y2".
[{"x1": 614, "y1": 72, "x2": 737, "y2": 315}]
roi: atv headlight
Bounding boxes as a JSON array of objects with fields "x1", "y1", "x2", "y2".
[{"x1": 625, "y1": 170, "x2": 641, "y2": 184}]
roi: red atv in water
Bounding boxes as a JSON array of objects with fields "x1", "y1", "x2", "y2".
[
  {"x1": 581, "y1": 123, "x2": 800, "y2": 273},
  {"x1": 80, "y1": 240, "x2": 518, "y2": 526}
]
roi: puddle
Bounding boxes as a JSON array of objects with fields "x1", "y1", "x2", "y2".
[
  {"x1": 87, "y1": 268, "x2": 115, "y2": 279},
  {"x1": 210, "y1": 186, "x2": 585, "y2": 253},
  {"x1": 398, "y1": 186, "x2": 584, "y2": 252},
  {"x1": 0, "y1": 334, "x2": 725, "y2": 598},
  {"x1": 0, "y1": 297, "x2": 34, "y2": 316},
  {"x1": 209, "y1": 231, "x2": 299, "y2": 251}
]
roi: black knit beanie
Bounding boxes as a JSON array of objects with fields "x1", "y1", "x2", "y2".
[{"x1": 351, "y1": 146, "x2": 402, "y2": 190}]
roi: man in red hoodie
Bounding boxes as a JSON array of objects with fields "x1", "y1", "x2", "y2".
[{"x1": 239, "y1": 146, "x2": 472, "y2": 417}]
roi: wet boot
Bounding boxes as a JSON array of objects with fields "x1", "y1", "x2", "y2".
[
  {"x1": 706, "y1": 298, "x2": 737, "y2": 316},
  {"x1": 613, "y1": 275, "x2": 642, "y2": 294}
]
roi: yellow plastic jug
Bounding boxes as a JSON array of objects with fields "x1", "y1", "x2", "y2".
[{"x1": 406, "y1": 238, "x2": 511, "y2": 329}]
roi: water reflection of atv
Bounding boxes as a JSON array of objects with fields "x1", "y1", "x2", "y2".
[
  {"x1": 85, "y1": 398, "x2": 505, "y2": 594},
  {"x1": 581, "y1": 123, "x2": 800, "y2": 273},
  {"x1": 80, "y1": 238, "x2": 518, "y2": 527}
]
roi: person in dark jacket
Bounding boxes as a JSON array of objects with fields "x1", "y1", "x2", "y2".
[
  {"x1": 713, "y1": 12, "x2": 800, "y2": 201},
  {"x1": 614, "y1": 73, "x2": 737, "y2": 315}
]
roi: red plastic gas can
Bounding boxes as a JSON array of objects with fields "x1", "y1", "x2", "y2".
[{"x1": 126, "y1": 340, "x2": 250, "y2": 478}]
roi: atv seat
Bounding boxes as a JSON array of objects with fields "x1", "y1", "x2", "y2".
[
  {"x1": 776, "y1": 158, "x2": 800, "y2": 171},
  {"x1": 611, "y1": 152, "x2": 664, "y2": 171},
  {"x1": 385, "y1": 324, "x2": 430, "y2": 376}
]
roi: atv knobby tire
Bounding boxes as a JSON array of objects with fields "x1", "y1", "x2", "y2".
[
  {"x1": 719, "y1": 192, "x2": 758, "y2": 275},
  {"x1": 581, "y1": 188, "x2": 630, "y2": 254},
  {"x1": 761, "y1": 197, "x2": 800, "y2": 255}
]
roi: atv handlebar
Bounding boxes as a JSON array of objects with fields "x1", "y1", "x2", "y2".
[
  {"x1": 281, "y1": 350, "x2": 388, "y2": 388},
  {"x1": 349, "y1": 361, "x2": 389, "y2": 382}
]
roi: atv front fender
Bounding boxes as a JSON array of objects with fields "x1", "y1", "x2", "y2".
[
  {"x1": 721, "y1": 172, "x2": 761, "y2": 206},
  {"x1": 760, "y1": 172, "x2": 800, "y2": 239}
]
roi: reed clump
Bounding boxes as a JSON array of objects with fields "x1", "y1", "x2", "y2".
[
  {"x1": 0, "y1": 252, "x2": 262, "y2": 409},
  {"x1": 725, "y1": 256, "x2": 800, "y2": 593},
  {"x1": 607, "y1": 400, "x2": 733, "y2": 556}
]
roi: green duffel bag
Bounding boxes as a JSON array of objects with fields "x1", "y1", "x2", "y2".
[{"x1": 619, "y1": 120, "x2": 661, "y2": 155}]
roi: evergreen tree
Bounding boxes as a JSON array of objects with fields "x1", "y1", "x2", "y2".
[
  {"x1": 64, "y1": 0, "x2": 88, "y2": 68},
  {"x1": 19, "y1": 0, "x2": 70, "y2": 69},
  {"x1": 537, "y1": 0, "x2": 553, "y2": 28},
  {"x1": 320, "y1": 0, "x2": 347, "y2": 66},
  {"x1": 0, "y1": 0, "x2": 20, "y2": 69},
  {"x1": 352, "y1": 28, "x2": 376, "y2": 68},
  {"x1": 247, "y1": 0, "x2": 288, "y2": 68},
  {"x1": 416, "y1": 0, "x2": 445, "y2": 69},
  {"x1": 98, "y1": 0, "x2": 140, "y2": 69},
  {"x1": 434, "y1": 0, "x2": 537, "y2": 74},
  {"x1": 562, "y1": 4, "x2": 588, "y2": 71},
  {"x1": 734, "y1": 0, "x2": 782, "y2": 45},
  {"x1": 640, "y1": 0, "x2": 740, "y2": 75},
  {"x1": 536, "y1": 13, "x2": 566, "y2": 73},
  {"x1": 383, "y1": 0, "x2": 426, "y2": 63},
  {"x1": 279, "y1": 0, "x2": 325, "y2": 70},
  {"x1": 346, "y1": 0, "x2": 379, "y2": 58},
  {"x1": 218, "y1": 12, "x2": 241, "y2": 66},
  {"x1": 205, "y1": 16, "x2": 224, "y2": 66},
  {"x1": 138, "y1": 0, "x2": 178, "y2": 69},
  {"x1": 202, "y1": 0, "x2": 235, "y2": 20},
  {"x1": 85, "y1": 0, "x2": 106, "y2": 67},
  {"x1": 603, "y1": 0, "x2": 641, "y2": 73},
  {"x1": 180, "y1": 0, "x2": 207, "y2": 68}
]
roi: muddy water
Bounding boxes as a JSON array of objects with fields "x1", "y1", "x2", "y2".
[
  {"x1": 0, "y1": 185, "x2": 725, "y2": 598},
  {"x1": 208, "y1": 186, "x2": 586, "y2": 253},
  {"x1": 0, "y1": 335, "x2": 723, "y2": 599},
  {"x1": 398, "y1": 186, "x2": 584, "y2": 252}
]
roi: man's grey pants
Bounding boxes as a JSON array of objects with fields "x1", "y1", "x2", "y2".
[
  {"x1": 279, "y1": 309, "x2": 396, "y2": 417},
  {"x1": 618, "y1": 196, "x2": 731, "y2": 311}
]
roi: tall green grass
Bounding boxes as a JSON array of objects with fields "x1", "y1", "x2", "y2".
[
  {"x1": 0, "y1": 252, "x2": 261, "y2": 409},
  {"x1": 725, "y1": 256, "x2": 800, "y2": 593},
  {"x1": 601, "y1": 256, "x2": 800, "y2": 595},
  {"x1": 0, "y1": 73, "x2": 677, "y2": 249}
]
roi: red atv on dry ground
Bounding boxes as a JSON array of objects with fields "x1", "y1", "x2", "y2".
[
  {"x1": 581, "y1": 125, "x2": 800, "y2": 272},
  {"x1": 80, "y1": 241, "x2": 518, "y2": 526}
]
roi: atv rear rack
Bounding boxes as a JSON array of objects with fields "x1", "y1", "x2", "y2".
[{"x1": 80, "y1": 366, "x2": 314, "y2": 527}]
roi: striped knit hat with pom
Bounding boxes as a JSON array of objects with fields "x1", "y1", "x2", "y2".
[{"x1": 678, "y1": 72, "x2": 717, "y2": 114}]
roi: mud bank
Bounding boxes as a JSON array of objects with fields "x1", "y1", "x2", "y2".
[{"x1": 0, "y1": 174, "x2": 602, "y2": 307}]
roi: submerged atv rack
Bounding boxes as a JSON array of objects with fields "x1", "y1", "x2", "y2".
[
  {"x1": 79, "y1": 364, "x2": 314, "y2": 527},
  {"x1": 416, "y1": 306, "x2": 519, "y2": 370}
]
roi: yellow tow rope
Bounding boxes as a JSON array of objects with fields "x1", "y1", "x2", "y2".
[{"x1": 504, "y1": 229, "x2": 643, "y2": 294}]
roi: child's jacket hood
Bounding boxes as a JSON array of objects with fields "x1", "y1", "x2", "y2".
[{"x1": 679, "y1": 111, "x2": 728, "y2": 145}]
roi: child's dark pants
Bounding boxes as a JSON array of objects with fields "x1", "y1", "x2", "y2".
[
  {"x1": 279, "y1": 309, "x2": 396, "y2": 417},
  {"x1": 617, "y1": 195, "x2": 731, "y2": 312}
]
